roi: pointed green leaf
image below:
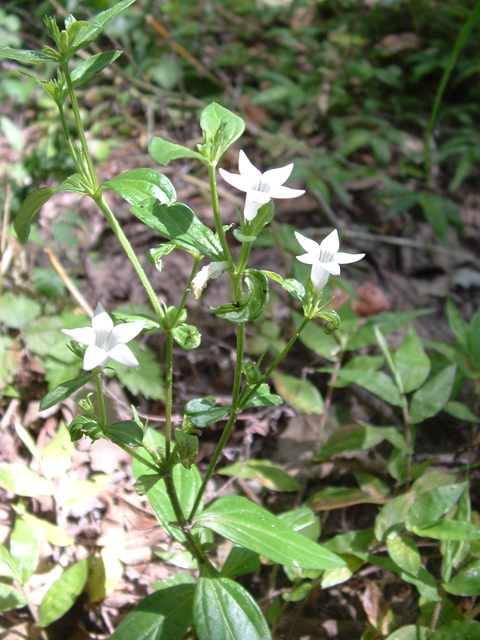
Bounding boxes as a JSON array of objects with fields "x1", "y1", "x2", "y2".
[
  {"x1": 219, "y1": 459, "x2": 300, "y2": 492},
  {"x1": 221, "y1": 547, "x2": 261, "y2": 579},
  {"x1": 366, "y1": 554, "x2": 440, "y2": 601},
  {"x1": 427, "y1": 620, "x2": 480, "y2": 639},
  {"x1": 385, "y1": 625, "x2": 429, "y2": 640},
  {"x1": 0, "y1": 584, "x2": 28, "y2": 612},
  {"x1": 149, "y1": 137, "x2": 204, "y2": 166},
  {"x1": 14, "y1": 187, "x2": 59, "y2": 244},
  {"x1": 172, "y1": 324, "x2": 201, "y2": 350},
  {"x1": 446, "y1": 299, "x2": 469, "y2": 348},
  {"x1": 386, "y1": 532, "x2": 421, "y2": 576},
  {"x1": 104, "y1": 169, "x2": 176, "y2": 207},
  {"x1": 406, "y1": 483, "x2": 467, "y2": 530},
  {"x1": 271, "y1": 372, "x2": 324, "y2": 415},
  {"x1": 196, "y1": 496, "x2": 345, "y2": 569},
  {"x1": 110, "y1": 584, "x2": 195, "y2": 640},
  {"x1": 347, "y1": 309, "x2": 434, "y2": 351},
  {"x1": 130, "y1": 201, "x2": 224, "y2": 260},
  {"x1": 443, "y1": 559, "x2": 480, "y2": 596},
  {"x1": 199, "y1": 103, "x2": 245, "y2": 162},
  {"x1": 394, "y1": 326, "x2": 431, "y2": 393},
  {"x1": 244, "y1": 383, "x2": 282, "y2": 408},
  {"x1": 375, "y1": 492, "x2": 417, "y2": 541},
  {"x1": 314, "y1": 424, "x2": 387, "y2": 461},
  {"x1": 278, "y1": 508, "x2": 321, "y2": 541},
  {"x1": 0, "y1": 46, "x2": 50, "y2": 64},
  {"x1": 108, "y1": 420, "x2": 144, "y2": 447},
  {"x1": 67, "y1": 50, "x2": 123, "y2": 95},
  {"x1": 193, "y1": 573, "x2": 270, "y2": 640},
  {"x1": 0, "y1": 463, "x2": 53, "y2": 497},
  {"x1": 184, "y1": 397, "x2": 231, "y2": 427},
  {"x1": 39, "y1": 373, "x2": 93, "y2": 410},
  {"x1": 69, "y1": 0, "x2": 137, "y2": 51},
  {"x1": 38, "y1": 559, "x2": 89, "y2": 627},
  {"x1": 110, "y1": 311, "x2": 162, "y2": 332},
  {"x1": 334, "y1": 368, "x2": 405, "y2": 407},
  {"x1": 413, "y1": 519, "x2": 480, "y2": 541},
  {"x1": 409, "y1": 364, "x2": 457, "y2": 424},
  {"x1": 0, "y1": 544, "x2": 20, "y2": 581},
  {"x1": 13, "y1": 506, "x2": 74, "y2": 546}
]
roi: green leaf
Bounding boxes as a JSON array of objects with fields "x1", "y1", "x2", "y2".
[
  {"x1": 221, "y1": 547, "x2": 261, "y2": 579},
  {"x1": 409, "y1": 365, "x2": 457, "y2": 424},
  {"x1": 219, "y1": 459, "x2": 300, "y2": 492},
  {"x1": 0, "y1": 292, "x2": 41, "y2": 329},
  {"x1": 110, "y1": 311, "x2": 162, "y2": 332},
  {"x1": 0, "y1": 544, "x2": 20, "y2": 581},
  {"x1": 38, "y1": 559, "x2": 89, "y2": 627},
  {"x1": 385, "y1": 625, "x2": 429, "y2": 640},
  {"x1": 394, "y1": 325, "x2": 431, "y2": 393},
  {"x1": 427, "y1": 621, "x2": 480, "y2": 640},
  {"x1": 292, "y1": 309, "x2": 338, "y2": 362},
  {"x1": 104, "y1": 169, "x2": 176, "y2": 207},
  {"x1": 314, "y1": 424, "x2": 393, "y2": 461},
  {"x1": 443, "y1": 401, "x2": 479, "y2": 422},
  {"x1": 347, "y1": 309, "x2": 433, "y2": 351},
  {"x1": 69, "y1": 0, "x2": 137, "y2": 51},
  {"x1": 130, "y1": 201, "x2": 224, "y2": 260},
  {"x1": 9, "y1": 516, "x2": 40, "y2": 584},
  {"x1": 334, "y1": 368, "x2": 405, "y2": 407},
  {"x1": 375, "y1": 492, "x2": 417, "y2": 541},
  {"x1": 108, "y1": 420, "x2": 144, "y2": 448},
  {"x1": 39, "y1": 373, "x2": 93, "y2": 411},
  {"x1": 443, "y1": 559, "x2": 480, "y2": 596},
  {"x1": 244, "y1": 383, "x2": 283, "y2": 408},
  {"x1": 87, "y1": 545, "x2": 123, "y2": 603},
  {"x1": 0, "y1": 463, "x2": 53, "y2": 497},
  {"x1": 110, "y1": 584, "x2": 195, "y2": 640},
  {"x1": 67, "y1": 50, "x2": 123, "y2": 95},
  {"x1": 324, "y1": 529, "x2": 375, "y2": 555},
  {"x1": 110, "y1": 345, "x2": 164, "y2": 401},
  {"x1": 193, "y1": 573, "x2": 270, "y2": 640},
  {"x1": 185, "y1": 397, "x2": 231, "y2": 427},
  {"x1": 271, "y1": 371, "x2": 324, "y2": 415},
  {"x1": 278, "y1": 508, "x2": 321, "y2": 541},
  {"x1": 13, "y1": 506, "x2": 74, "y2": 546},
  {"x1": 413, "y1": 519, "x2": 480, "y2": 541},
  {"x1": 132, "y1": 430, "x2": 202, "y2": 543},
  {"x1": 386, "y1": 532, "x2": 421, "y2": 576},
  {"x1": 175, "y1": 429, "x2": 198, "y2": 470},
  {"x1": 309, "y1": 486, "x2": 387, "y2": 511},
  {"x1": 215, "y1": 270, "x2": 269, "y2": 323},
  {"x1": 196, "y1": 496, "x2": 345, "y2": 569},
  {"x1": 0, "y1": 46, "x2": 50, "y2": 64},
  {"x1": 405, "y1": 483, "x2": 467, "y2": 530},
  {"x1": 14, "y1": 187, "x2": 59, "y2": 244},
  {"x1": 366, "y1": 554, "x2": 440, "y2": 601},
  {"x1": 0, "y1": 584, "x2": 28, "y2": 612},
  {"x1": 152, "y1": 573, "x2": 196, "y2": 591},
  {"x1": 446, "y1": 299, "x2": 469, "y2": 348},
  {"x1": 199, "y1": 102, "x2": 245, "y2": 162},
  {"x1": 149, "y1": 137, "x2": 204, "y2": 166},
  {"x1": 262, "y1": 271, "x2": 305, "y2": 303},
  {"x1": 59, "y1": 173, "x2": 90, "y2": 195},
  {"x1": 172, "y1": 324, "x2": 201, "y2": 350},
  {"x1": 41, "y1": 421, "x2": 74, "y2": 479}
]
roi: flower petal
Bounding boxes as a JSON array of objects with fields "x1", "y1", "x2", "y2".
[
  {"x1": 295, "y1": 232, "x2": 320, "y2": 258},
  {"x1": 219, "y1": 168, "x2": 249, "y2": 193},
  {"x1": 238, "y1": 150, "x2": 262, "y2": 184},
  {"x1": 296, "y1": 253, "x2": 318, "y2": 265},
  {"x1": 244, "y1": 192, "x2": 263, "y2": 221},
  {"x1": 108, "y1": 321, "x2": 145, "y2": 348},
  {"x1": 91, "y1": 302, "x2": 114, "y2": 348},
  {"x1": 107, "y1": 344, "x2": 139, "y2": 367},
  {"x1": 269, "y1": 185, "x2": 305, "y2": 199},
  {"x1": 247, "y1": 189, "x2": 272, "y2": 205},
  {"x1": 262, "y1": 163, "x2": 293, "y2": 189},
  {"x1": 320, "y1": 229, "x2": 340, "y2": 255},
  {"x1": 61, "y1": 327, "x2": 96, "y2": 346},
  {"x1": 335, "y1": 251, "x2": 365, "y2": 265},
  {"x1": 319, "y1": 261, "x2": 341, "y2": 276},
  {"x1": 311, "y1": 264, "x2": 330, "y2": 293},
  {"x1": 83, "y1": 344, "x2": 109, "y2": 370}
]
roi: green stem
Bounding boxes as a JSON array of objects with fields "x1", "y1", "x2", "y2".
[
  {"x1": 207, "y1": 162, "x2": 233, "y2": 269},
  {"x1": 94, "y1": 196, "x2": 166, "y2": 326},
  {"x1": 172, "y1": 254, "x2": 201, "y2": 327},
  {"x1": 57, "y1": 101, "x2": 83, "y2": 177},
  {"x1": 164, "y1": 331, "x2": 174, "y2": 459},
  {"x1": 164, "y1": 473, "x2": 210, "y2": 566},
  {"x1": 109, "y1": 437, "x2": 161, "y2": 474},
  {"x1": 62, "y1": 63, "x2": 98, "y2": 190},
  {"x1": 239, "y1": 316, "x2": 310, "y2": 409},
  {"x1": 95, "y1": 373, "x2": 107, "y2": 432}
]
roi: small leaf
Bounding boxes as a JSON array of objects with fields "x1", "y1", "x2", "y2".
[
  {"x1": 87, "y1": 545, "x2": 123, "y2": 603},
  {"x1": 314, "y1": 424, "x2": 387, "y2": 461},
  {"x1": 13, "y1": 506, "x2": 74, "y2": 546},
  {"x1": 39, "y1": 373, "x2": 93, "y2": 411},
  {"x1": 443, "y1": 559, "x2": 480, "y2": 596},
  {"x1": 427, "y1": 621, "x2": 480, "y2": 640},
  {"x1": 175, "y1": 429, "x2": 198, "y2": 470},
  {"x1": 413, "y1": 519, "x2": 480, "y2": 541},
  {"x1": 199, "y1": 102, "x2": 245, "y2": 161},
  {"x1": 196, "y1": 495, "x2": 345, "y2": 569},
  {"x1": 184, "y1": 397, "x2": 231, "y2": 427},
  {"x1": 385, "y1": 625, "x2": 428, "y2": 640},
  {"x1": 0, "y1": 584, "x2": 28, "y2": 612},
  {"x1": 271, "y1": 372, "x2": 324, "y2": 415},
  {"x1": 110, "y1": 584, "x2": 195, "y2": 640},
  {"x1": 0, "y1": 46, "x2": 50, "y2": 64},
  {"x1": 149, "y1": 137, "x2": 204, "y2": 166},
  {"x1": 221, "y1": 547, "x2": 261, "y2": 579},
  {"x1": 215, "y1": 270, "x2": 269, "y2": 323},
  {"x1": 104, "y1": 168, "x2": 176, "y2": 206},
  {"x1": 172, "y1": 324, "x2": 201, "y2": 350},
  {"x1": 14, "y1": 187, "x2": 59, "y2": 244},
  {"x1": 68, "y1": 50, "x2": 123, "y2": 95},
  {"x1": 347, "y1": 309, "x2": 434, "y2": 351},
  {"x1": 386, "y1": 532, "x2": 421, "y2": 576},
  {"x1": 69, "y1": 0, "x2": 137, "y2": 51},
  {"x1": 38, "y1": 559, "x2": 89, "y2": 627},
  {"x1": 446, "y1": 298, "x2": 469, "y2": 348},
  {"x1": 334, "y1": 368, "x2": 405, "y2": 407},
  {"x1": 41, "y1": 422, "x2": 74, "y2": 479},
  {"x1": 111, "y1": 311, "x2": 162, "y2": 332},
  {"x1": 443, "y1": 401, "x2": 479, "y2": 422},
  {"x1": 309, "y1": 486, "x2": 387, "y2": 511},
  {"x1": 405, "y1": 483, "x2": 467, "y2": 530},
  {"x1": 261, "y1": 271, "x2": 305, "y2": 304},
  {"x1": 292, "y1": 309, "x2": 338, "y2": 362},
  {"x1": 278, "y1": 508, "x2": 321, "y2": 541},
  {"x1": 9, "y1": 516, "x2": 40, "y2": 584},
  {"x1": 0, "y1": 292, "x2": 41, "y2": 329},
  {"x1": 193, "y1": 573, "x2": 270, "y2": 640},
  {"x1": 375, "y1": 492, "x2": 417, "y2": 541},
  {"x1": 244, "y1": 383, "x2": 283, "y2": 408},
  {"x1": 409, "y1": 365, "x2": 457, "y2": 424},
  {"x1": 219, "y1": 459, "x2": 300, "y2": 492},
  {"x1": 108, "y1": 420, "x2": 144, "y2": 447},
  {"x1": 0, "y1": 463, "x2": 53, "y2": 497},
  {"x1": 0, "y1": 544, "x2": 20, "y2": 581},
  {"x1": 394, "y1": 325, "x2": 431, "y2": 393},
  {"x1": 366, "y1": 554, "x2": 440, "y2": 601}
]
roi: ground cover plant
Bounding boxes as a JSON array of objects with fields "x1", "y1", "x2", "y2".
[{"x1": 0, "y1": 1, "x2": 479, "y2": 639}]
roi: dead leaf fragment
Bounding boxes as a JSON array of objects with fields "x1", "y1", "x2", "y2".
[{"x1": 351, "y1": 282, "x2": 390, "y2": 316}]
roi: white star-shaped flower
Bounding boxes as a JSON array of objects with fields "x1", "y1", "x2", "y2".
[
  {"x1": 62, "y1": 303, "x2": 145, "y2": 371},
  {"x1": 295, "y1": 229, "x2": 365, "y2": 294},
  {"x1": 219, "y1": 150, "x2": 305, "y2": 222}
]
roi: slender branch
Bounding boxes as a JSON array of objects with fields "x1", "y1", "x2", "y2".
[
  {"x1": 95, "y1": 373, "x2": 107, "y2": 431},
  {"x1": 164, "y1": 331, "x2": 174, "y2": 459},
  {"x1": 207, "y1": 162, "x2": 233, "y2": 269},
  {"x1": 172, "y1": 254, "x2": 201, "y2": 327}
]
